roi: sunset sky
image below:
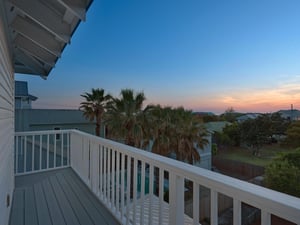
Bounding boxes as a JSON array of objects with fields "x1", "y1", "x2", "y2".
[{"x1": 16, "y1": 0, "x2": 300, "y2": 114}]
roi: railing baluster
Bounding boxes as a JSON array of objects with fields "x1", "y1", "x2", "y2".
[
  {"x1": 149, "y1": 164, "x2": 154, "y2": 225},
  {"x1": 261, "y1": 210, "x2": 271, "y2": 225},
  {"x1": 32, "y1": 135, "x2": 35, "y2": 171},
  {"x1": 54, "y1": 133, "x2": 56, "y2": 168},
  {"x1": 121, "y1": 153, "x2": 125, "y2": 221},
  {"x1": 107, "y1": 147, "x2": 111, "y2": 205},
  {"x1": 159, "y1": 167, "x2": 164, "y2": 225},
  {"x1": 24, "y1": 136, "x2": 27, "y2": 172},
  {"x1": 169, "y1": 173, "x2": 184, "y2": 225},
  {"x1": 116, "y1": 151, "x2": 120, "y2": 213},
  {"x1": 15, "y1": 135, "x2": 18, "y2": 174},
  {"x1": 111, "y1": 149, "x2": 116, "y2": 210},
  {"x1": 67, "y1": 133, "x2": 70, "y2": 166},
  {"x1": 103, "y1": 147, "x2": 107, "y2": 202},
  {"x1": 233, "y1": 199, "x2": 241, "y2": 225},
  {"x1": 140, "y1": 161, "x2": 145, "y2": 225},
  {"x1": 46, "y1": 134, "x2": 49, "y2": 169},
  {"x1": 210, "y1": 190, "x2": 218, "y2": 225},
  {"x1": 61, "y1": 132, "x2": 63, "y2": 167},
  {"x1": 193, "y1": 182, "x2": 200, "y2": 225},
  {"x1": 99, "y1": 145, "x2": 103, "y2": 199},
  {"x1": 39, "y1": 135, "x2": 42, "y2": 170},
  {"x1": 126, "y1": 156, "x2": 131, "y2": 225},
  {"x1": 133, "y1": 158, "x2": 138, "y2": 225}
]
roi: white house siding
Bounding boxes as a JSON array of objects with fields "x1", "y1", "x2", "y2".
[{"x1": 0, "y1": 4, "x2": 15, "y2": 225}]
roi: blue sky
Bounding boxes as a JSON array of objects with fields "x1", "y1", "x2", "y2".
[{"x1": 16, "y1": 0, "x2": 300, "y2": 114}]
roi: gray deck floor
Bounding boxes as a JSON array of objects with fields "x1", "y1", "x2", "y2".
[{"x1": 9, "y1": 168, "x2": 120, "y2": 225}]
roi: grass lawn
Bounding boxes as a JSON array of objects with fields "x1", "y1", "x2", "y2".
[{"x1": 216, "y1": 144, "x2": 295, "y2": 167}]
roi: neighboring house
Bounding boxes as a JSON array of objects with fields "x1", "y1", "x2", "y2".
[
  {"x1": 236, "y1": 113, "x2": 261, "y2": 123},
  {"x1": 15, "y1": 109, "x2": 97, "y2": 135},
  {"x1": 278, "y1": 109, "x2": 300, "y2": 121},
  {"x1": 14, "y1": 81, "x2": 37, "y2": 109},
  {"x1": 205, "y1": 121, "x2": 232, "y2": 134},
  {"x1": 14, "y1": 82, "x2": 98, "y2": 136}
]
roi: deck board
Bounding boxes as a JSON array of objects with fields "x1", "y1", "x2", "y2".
[
  {"x1": 24, "y1": 187, "x2": 38, "y2": 225},
  {"x1": 10, "y1": 189, "x2": 24, "y2": 225},
  {"x1": 41, "y1": 179, "x2": 66, "y2": 225},
  {"x1": 63, "y1": 169, "x2": 120, "y2": 225},
  {"x1": 34, "y1": 183, "x2": 52, "y2": 225},
  {"x1": 10, "y1": 168, "x2": 120, "y2": 225}
]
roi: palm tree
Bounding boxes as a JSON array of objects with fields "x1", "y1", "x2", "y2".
[
  {"x1": 149, "y1": 106, "x2": 208, "y2": 164},
  {"x1": 105, "y1": 89, "x2": 147, "y2": 147},
  {"x1": 148, "y1": 105, "x2": 174, "y2": 156},
  {"x1": 80, "y1": 88, "x2": 111, "y2": 137},
  {"x1": 172, "y1": 107, "x2": 208, "y2": 164}
]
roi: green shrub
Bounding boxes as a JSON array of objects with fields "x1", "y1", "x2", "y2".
[{"x1": 264, "y1": 148, "x2": 300, "y2": 197}]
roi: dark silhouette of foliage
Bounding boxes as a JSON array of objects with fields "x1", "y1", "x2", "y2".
[{"x1": 265, "y1": 148, "x2": 300, "y2": 197}]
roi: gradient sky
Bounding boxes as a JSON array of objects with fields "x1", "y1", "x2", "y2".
[{"x1": 16, "y1": 0, "x2": 300, "y2": 114}]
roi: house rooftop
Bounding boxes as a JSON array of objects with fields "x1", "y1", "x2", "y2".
[{"x1": 15, "y1": 81, "x2": 37, "y2": 101}]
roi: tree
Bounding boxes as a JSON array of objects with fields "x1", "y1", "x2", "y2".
[
  {"x1": 221, "y1": 107, "x2": 243, "y2": 122},
  {"x1": 148, "y1": 106, "x2": 208, "y2": 164},
  {"x1": 265, "y1": 148, "x2": 300, "y2": 197},
  {"x1": 172, "y1": 107, "x2": 208, "y2": 163},
  {"x1": 105, "y1": 89, "x2": 147, "y2": 147},
  {"x1": 222, "y1": 122, "x2": 241, "y2": 146},
  {"x1": 283, "y1": 121, "x2": 300, "y2": 148},
  {"x1": 80, "y1": 88, "x2": 111, "y2": 136},
  {"x1": 240, "y1": 115, "x2": 272, "y2": 155}
]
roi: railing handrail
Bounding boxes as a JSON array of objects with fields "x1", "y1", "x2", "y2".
[
  {"x1": 15, "y1": 129, "x2": 72, "y2": 136},
  {"x1": 69, "y1": 129, "x2": 300, "y2": 223}
]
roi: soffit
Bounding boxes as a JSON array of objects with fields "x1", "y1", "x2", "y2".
[{"x1": 3, "y1": 0, "x2": 93, "y2": 79}]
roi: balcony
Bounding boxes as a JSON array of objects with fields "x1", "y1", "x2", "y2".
[{"x1": 11, "y1": 130, "x2": 300, "y2": 225}]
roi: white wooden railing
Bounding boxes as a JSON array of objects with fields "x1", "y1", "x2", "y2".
[
  {"x1": 14, "y1": 130, "x2": 70, "y2": 175},
  {"x1": 15, "y1": 130, "x2": 300, "y2": 225}
]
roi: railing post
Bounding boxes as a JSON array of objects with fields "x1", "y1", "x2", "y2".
[{"x1": 169, "y1": 173, "x2": 184, "y2": 225}]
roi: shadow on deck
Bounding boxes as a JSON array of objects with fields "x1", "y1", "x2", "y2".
[{"x1": 9, "y1": 168, "x2": 120, "y2": 225}]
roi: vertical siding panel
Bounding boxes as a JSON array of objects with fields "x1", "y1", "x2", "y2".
[{"x1": 0, "y1": 3, "x2": 15, "y2": 225}]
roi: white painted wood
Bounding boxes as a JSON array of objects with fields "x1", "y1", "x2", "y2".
[
  {"x1": 120, "y1": 153, "x2": 125, "y2": 221},
  {"x1": 0, "y1": 9, "x2": 14, "y2": 223},
  {"x1": 116, "y1": 151, "x2": 120, "y2": 212},
  {"x1": 57, "y1": 0, "x2": 87, "y2": 21},
  {"x1": 126, "y1": 157, "x2": 131, "y2": 225},
  {"x1": 159, "y1": 168, "x2": 164, "y2": 225},
  {"x1": 233, "y1": 199, "x2": 241, "y2": 225},
  {"x1": 39, "y1": 135, "x2": 42, "y2": 170},
  {"x1": 99, "y1": 145, "x2": 103, "y2": 199},
  {"x1": 210, "y1": 190, "x2": 218, "y2": 225},
  {"x1": 261, "y1": 210, "x2": 271, "y2": 225},
  {"x1": 140, "y1": 161, "x2": 145, "y2": 225},
  {"x1": 32, "y1": 135, "x2": 35, "y2": 171},
  {"x1": 149, "y1": 164, "x2": 154, "y2": 225},
  {"x1": 61, "y1": 134, "x2": 64, "y2": 167},
  {"x1": 193, "y1": 182, "x2": 200, "y2": 225},
  {"x1": 169, "y1": 174, "x2": 184, "y2": 225},
  {"x1": 14, "y1": 129, "x2": 300, "y2": 225},
  {"x1": 111, "y1": 149, "x2": 116, "y2": 210},
  {"x1": 133, "y1": 158, "x2": 138, "y2": 225},
  {"x1": 11, "y1": 0, "x2": 71, "y2": 43},
  {"x1": 107, "y1": 147, "x2": 111, "y2": 203}
]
